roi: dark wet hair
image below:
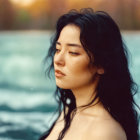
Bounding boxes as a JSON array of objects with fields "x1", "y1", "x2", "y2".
[{"x1": 39, "y1": 8, "x2": 139, "y2": 140}]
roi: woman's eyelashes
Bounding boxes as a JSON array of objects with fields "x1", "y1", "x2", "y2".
[
  {"x1": 55, "y1": 48, "x2": 80, "y2": 56},
  {"x1": 55, "y1": 48, "x2": 60, "y2": 53},
  {"x1": 69, "y1": 52, "x2": 80, "y2": 55}
]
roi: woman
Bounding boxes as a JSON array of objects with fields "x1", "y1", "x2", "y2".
[{"x1": 39, "y1": 8, "x2": 139, "y2": 140}]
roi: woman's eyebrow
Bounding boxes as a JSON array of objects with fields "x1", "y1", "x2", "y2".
[{"x1": 56, "y1": 41, "x2": 82, "y2": 48}]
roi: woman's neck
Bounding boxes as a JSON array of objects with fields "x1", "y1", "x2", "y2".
[{"x1": 71, "y1": 75, "x2": 99, "y2": 108}]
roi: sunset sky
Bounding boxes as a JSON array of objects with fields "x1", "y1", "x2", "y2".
[{"x1": 10, "y1": 0, "x2": 37, "y2": 6}]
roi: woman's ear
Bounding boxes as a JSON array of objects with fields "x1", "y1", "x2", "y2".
[{"x1": 97, "y1": 68, "x2": 104, "y2": 75}]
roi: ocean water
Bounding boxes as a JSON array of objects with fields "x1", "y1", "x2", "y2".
[{"x1": 0, "y1": 31, "x2": 140, "y2": 140}]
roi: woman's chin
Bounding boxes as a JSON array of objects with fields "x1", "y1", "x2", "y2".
[{"x1": 56, "y1": 83, "x2": 69, "y2": 89}]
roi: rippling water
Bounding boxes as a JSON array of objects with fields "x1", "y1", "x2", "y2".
[{"x1": 0, "y1": 31, "x2": 140, "y2": 140}]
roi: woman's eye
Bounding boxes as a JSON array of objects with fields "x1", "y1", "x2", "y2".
[
  {"x1": 69, "y1": 52, "x2": 79, "y2": 55},
  {"x1": 55, "y1": 48, "x2": 60, "y2": 53},
  {"x1": 55, "y1": 49, "x2": 79, "y2": 56}
]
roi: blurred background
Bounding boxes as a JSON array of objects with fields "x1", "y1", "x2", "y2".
[{"x1": 0, "y1": 0, "x2": 140, "y2": 140}]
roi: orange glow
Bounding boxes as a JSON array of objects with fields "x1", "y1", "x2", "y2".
[{"x1": 10, "y1": 0, "x2": 36, "y2": 6}]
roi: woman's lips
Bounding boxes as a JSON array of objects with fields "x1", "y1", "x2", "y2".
[{"x1": 55, "y1": 70, "x2": 66, "y2": 77}]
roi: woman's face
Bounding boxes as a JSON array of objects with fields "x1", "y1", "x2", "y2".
[{"x1": 53, "y1": 24, "x2": 99, "y2": 90}]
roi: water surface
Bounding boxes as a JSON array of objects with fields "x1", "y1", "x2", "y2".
[{"x1": 0, "y1": 31, "x2": 140, "y2": 140}]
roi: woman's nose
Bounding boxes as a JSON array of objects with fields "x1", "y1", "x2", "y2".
[{"x1": 54, "y1": 51, "x2": 65, "y2": 66}]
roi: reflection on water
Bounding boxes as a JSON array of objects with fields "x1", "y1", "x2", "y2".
[{"x1": 0, "y1": 31, "x2": 140, "y2": 140}]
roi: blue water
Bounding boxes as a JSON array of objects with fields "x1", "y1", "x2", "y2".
[{"x1": 0, "y1": 31, "x2": 140, "y2": 140}]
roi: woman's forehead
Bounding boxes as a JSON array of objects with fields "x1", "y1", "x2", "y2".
[
  {"x1": 56, "y1": 26, "x2": 83, "y2": 50},
  {"x1": 58, "y1": 24, "x2": 81, "y2": 41}
]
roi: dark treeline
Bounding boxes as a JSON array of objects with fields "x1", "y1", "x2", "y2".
[{"x1": 0, "y1": 0, "x2": 140, "y2": 30}]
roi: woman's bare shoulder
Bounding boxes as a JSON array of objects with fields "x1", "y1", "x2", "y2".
[{"x1": 85, "y1": 117, "x2": 127, "y2": 140}]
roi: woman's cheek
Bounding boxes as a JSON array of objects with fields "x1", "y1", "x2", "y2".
[{"x1": 70, "y1": 59, "x2": 89, "y2": 74}]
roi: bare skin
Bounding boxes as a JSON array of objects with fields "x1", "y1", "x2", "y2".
[
  {"x1": 45, "y1": 101, "x2": 127, "y2": 140},
  {"x1": 45, "y1": 24, "x2": 127, "y2": 140}
]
